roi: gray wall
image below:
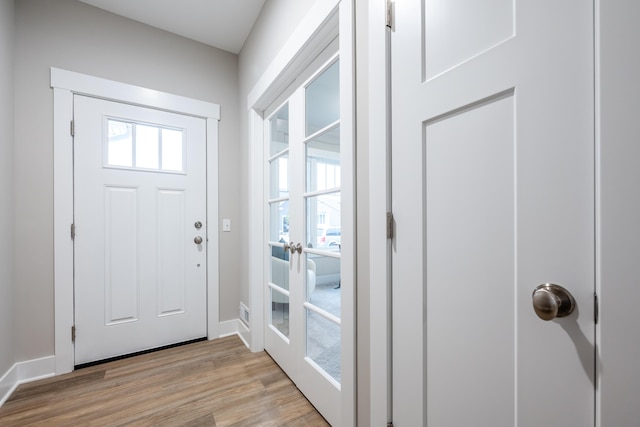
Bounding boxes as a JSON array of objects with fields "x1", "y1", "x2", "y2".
[
  {"x1": 13, "y1": 0, "x2": 241, "y2": 361},
  {"x1": 0, "y1": 0, "x2": 15, "y2": 375}
]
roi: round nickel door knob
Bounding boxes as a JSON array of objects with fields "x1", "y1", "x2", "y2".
[
  {"x1": 532, "y1": 283, "x2": 576, "y2": 321},
  {"x1": 194, "y1": 236, "x2": 203, "y2": 245}
]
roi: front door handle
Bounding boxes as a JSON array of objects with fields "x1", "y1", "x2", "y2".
[{"x1": 194, "y1": 236, "x2": 203, "y2": 245}]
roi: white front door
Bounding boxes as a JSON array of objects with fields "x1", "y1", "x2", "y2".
[
  {"x1": 391, "y1": 0, "x2": 595, "y2": 425},
  {"x1": 264, "y1": 55, "x2": 344, "y2": 426},
  {"x1": 74, "y1": 95, "x2": 207, "y2": 365}
]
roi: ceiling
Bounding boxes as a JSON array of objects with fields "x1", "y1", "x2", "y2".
[{"x1": 77, "y1": 0, "x2": 266, "y2": 54}]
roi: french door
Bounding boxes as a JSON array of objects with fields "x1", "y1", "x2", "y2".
[{"x1": 264, "y1": 55, "x2": 343, "y2": 425}]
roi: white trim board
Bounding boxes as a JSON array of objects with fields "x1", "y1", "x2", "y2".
[
  {"x1": 0, "y1": 356, "x2": 56, "y2": 407},
  {"x1": 51, "y1": 68, "x2": 221, "y2": 374},
  {"x1": 247, "y1": 0, "x2": 340, "y2": 111},
  {"x1": 51, "y1": 68, "x2": 220, "y2": 120},
  {"x1": 367, "y1": 0, "x2": 392, "y2": 424}
]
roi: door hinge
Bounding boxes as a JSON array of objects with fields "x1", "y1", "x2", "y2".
[
  {"x1": 386, "y1": 212, "x2": 394, "y2": 239},
  {"x1": 70, "y1": 120, "x2": 75, "y2": 137},
  {"x1": 594, "y1": 292, "x2": 599, "y2": 324},
  {"x1": 71, "y1": 325, "x2": 76, "y2": 343},
  {"x1": 386, "y1": 0, "x2": 394, "y2": 29},
  {"x1": 70, "y1": 223, "x2": 76, "y2": 240}
]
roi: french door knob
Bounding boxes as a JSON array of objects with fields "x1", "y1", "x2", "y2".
[
  {"x1": 286, "y1": 242, "x2": 302, "y2": 255},
  {"x1": 532, "y1": 283, "x2": 576, "y2": 321},
  {"x1": 194, "y1": 236, "x2": 203, "y2": 245}
]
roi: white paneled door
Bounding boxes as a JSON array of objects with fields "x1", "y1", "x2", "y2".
[
  {"x1": 74, "y1": 95, "x2": 207, "y2": 365},
  {"x1": 391, "y1": 1, "x2": 595, "y2": 426}
]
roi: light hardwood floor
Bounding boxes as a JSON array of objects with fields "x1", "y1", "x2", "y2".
[{"x1": 0, "y1": 336, "x2": 330, "y2": 426}]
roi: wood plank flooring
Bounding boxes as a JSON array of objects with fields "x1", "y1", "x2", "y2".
[{"x1": 0, "y1": 336, "x2": 330, "y2": 426}]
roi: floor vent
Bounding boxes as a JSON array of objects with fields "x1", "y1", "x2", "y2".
[{"x1": 239, "y1": 303, "x2": 250, "y2": 326}]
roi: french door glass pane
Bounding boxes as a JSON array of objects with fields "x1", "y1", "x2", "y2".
[
  {"x1": 306, "y1": 254, "x2": 341, "y2": 317},
  {"x1": 305, "y1": 60, "x2": 340, "y2": 136},
  {"x1": 271, "y1": 288, "x2": 290, "y2": 338},
  {"x1": 270, "y1": 104, "x2": 289, "y2": 156},
  {"x1": 270, "y1": 201, "x2": 290, "y2": 242},
  {"x1": 306, "y1": 193, "x2": 341, "y2": 249},
  {"x1": 306, "y1": 309, "x2": 341, "y2": 382},
  {"x1": 270, "y1": 154, "x2": 289, "y2": 199},
  {"x1": 306, "y1": 126, "x2": 340, "y2": 193},
  {"x1": 270, "y1": 251, "x2": 289, "y2": 291}
]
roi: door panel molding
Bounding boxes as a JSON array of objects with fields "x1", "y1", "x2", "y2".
[{"x1": 51, "y1": 68, "x2": 220, "y2": 374}]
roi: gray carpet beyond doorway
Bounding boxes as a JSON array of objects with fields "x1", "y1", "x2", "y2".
[
  {"x1": 307, "y1": 282, "x2": 341, "y2": 383},
  {"x1": 270, "y1": 282, "x2": 342, "y2": 383}
]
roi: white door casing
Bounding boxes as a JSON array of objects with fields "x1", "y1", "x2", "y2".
[
  {"x1": 74, "y1": 96, "x2": 207, "y2": 365},
  {"x1": 52, "y1": 68, "x2": 220, "y2": 374},
  {"x1": 391, "y1": 1, "x2": 595, "y2": 426}
]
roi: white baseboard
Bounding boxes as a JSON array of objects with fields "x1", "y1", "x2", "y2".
[
  {"x1": 218, "y1": 319, "x2": 251, "y2": 350},
  {"x1": 0, "y1": 355, "x2": 55, "y2": 407},
  {"x1": 237, "y1": 320, "x2": 251, "y2": 349},
  {"x1": 0, "y1": 363, "x2": 17, "y2": 407},
  {"x1": 218, "y1": 318, "x2": 239, "y2": 337}
]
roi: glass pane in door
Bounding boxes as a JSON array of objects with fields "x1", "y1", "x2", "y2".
[
  {"x1": 270, "y1": 288, "x2": 289, "y2": 338},
  {"x1": 306, "y1": 126, "x2": 340, "y2": 192},
  {"x1": 269, "y1": 201, "x2": 290, "y2": 243},
  {"x1": 306, "y1": 60, "x2": 340, "y2": 136},
  {"x1": 305, "y1": 193, "x2": 341, "y2": 249},
  {"x1": 306, "y1": 254, "x2": 341, "y2": 316},
  {"x1": 270, "y1": 154, "x2": 289, "y2": 199},
  {"x1": 306, "y1": 309, "x2": 341, "y2": 382},
  {"x1": 268, "y1": 103, "x2": 290, "y2": 338},
  {"x1": 270, "y1": 104, "x2": 289, "y2": 155},
  {"x1": 303, "y1": 59, "x2": 341, "y2": 385}
]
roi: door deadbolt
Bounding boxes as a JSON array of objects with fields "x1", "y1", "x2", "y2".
[{"x1": 194, "y1": 221, "x2": 203, "y2": 229}]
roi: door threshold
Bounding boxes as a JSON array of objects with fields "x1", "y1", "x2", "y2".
[{"x1": 74, "y1": 337, "x2": 207, "y2": 370}]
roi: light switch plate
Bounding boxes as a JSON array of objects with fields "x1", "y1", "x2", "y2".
[{"x1": 222, "y1": 219, "x2": 231, "y2": 232}]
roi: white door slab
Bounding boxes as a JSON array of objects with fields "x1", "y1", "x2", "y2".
[
  {"x1": 391, "y1": 0, "x2": 595, "y2": 425},
  {"x1": 74, "y1": 95, "x2": 207, "y2": 365}
]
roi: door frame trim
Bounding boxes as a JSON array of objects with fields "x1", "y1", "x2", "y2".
[
  {"x1": 51, "y1": 68, "x2": 221, "y2": 374},
  {"x1": 367, "y1": 0, "x2": 392, "y2": 424}
]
